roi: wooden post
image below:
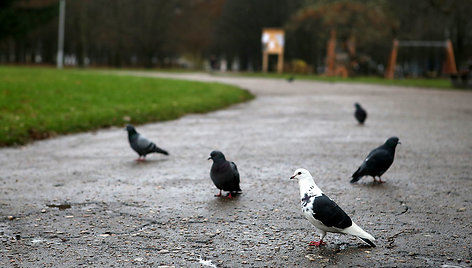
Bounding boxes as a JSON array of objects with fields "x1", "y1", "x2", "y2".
[
  {"x1": 444, "y1": 39, "x2": 457, "y2": 74},
  {"x1": 385, "y1": 39, "x2": 399, "y2": 79},
  {"x1": 262, "y1": 51, "x2": 268, "y2": 73},
  {"x1": 326, "y1": 30, "x2": 336, "y2": 76},
  {"x1": 277, "y1": 52, "x2": 284, "y2": 74},
  {"x1": 347, "y1": 35, "x2": 356, "y2": 57}
]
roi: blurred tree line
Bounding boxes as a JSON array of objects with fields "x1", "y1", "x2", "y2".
[{"x1": 1, "y1": 0, "x2": 471, "y2": 75}]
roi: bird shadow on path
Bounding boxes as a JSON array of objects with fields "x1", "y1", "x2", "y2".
[
  {"x1": 206, "y1": 195, "x2": 242, "y2": 210},
  {"x1": 123, "y1": 158, "x2": 170, "y2": 168},
  {"x1": 305, "y1": 242, "x2": 372, "y2": 262},
  {"x1": 352, "y1": 181, "x2": 391, "y2": 189},
  {"x1": 132, "y1": 158, "x2": 169, "y2": 164}
]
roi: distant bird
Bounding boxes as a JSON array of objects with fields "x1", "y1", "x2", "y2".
[
  {"x1": 354, "y1": 103, "x2": 367, "y2": 125},
  {"x1": 287, "y1": 76, "x2": 295, "y2": 83},
  {"x1": 125, "y1": 125, "x2": 169, "y2": 161},
  {"x1": 351, "y1": 137, "x2": 400, "y2": 183},
  {"x1": 208, "y1": 151, "x2": 241, "y2": 198},
  {"x1": 291, "y1": 168, "x2": 376, "y2": 247}
]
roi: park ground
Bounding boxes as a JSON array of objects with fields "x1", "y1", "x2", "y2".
[{"x1": 1, "y1": 72, "x2": 471, "y2": 267}]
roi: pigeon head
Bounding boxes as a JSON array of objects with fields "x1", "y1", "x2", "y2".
[
  {"x1": 125, "y1": 124, "x2": 136, "y2": 133},
  {"x1": 290, "y1": 168, "x2": 312, "y2": 181},
  {"x1": 208, "y1": 150, "x2": 226, "y2": 162},
  {"x1": 354, "y1": 102, "x2": 361, "y2": 109},
  {"x1": 385, "y1": 136, "x2": 401, "y2": 148},
  {"x1": 291, "y1": 168, "x2": 323, "y2": 196}
]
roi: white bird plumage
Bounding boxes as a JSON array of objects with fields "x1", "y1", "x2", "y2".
[{"x1": 290, "y1": 168, "x2": 376, "y2": 247}]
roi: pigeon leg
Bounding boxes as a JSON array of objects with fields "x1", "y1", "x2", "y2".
[
  {"x1": 227, "y1": 192, "x2": 233, "y2": 199},
  {"x1": 372, "y1": 176, "x2": 378, "y2": 183},
  {"x1": 309, "y1": 232, "x2": 327, "y2": 246},
  {"x1": 378, "y1": 177, "x2": 385, "y2": 183},
  {"x1": 214, "y1": 190, "x2": 222, "y2": 197},
  {"x1": 309, "y1": 240, "x2": 327, "y2": 246},
  {"x1": 136, "y1": 155, "x2": 146, "y2": 162}
]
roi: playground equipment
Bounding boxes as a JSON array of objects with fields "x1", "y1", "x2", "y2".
[
  {"x1": 324, "y1": 30, "x2": 359, "y2": 78},
  {"x1": 325, "y1": 33, "x2": 459, "y2": 81},
  {"x1": 261, "y1": 28, "x2": 284, "y2": 73},
  {"x1": 450, "y1": 65, "x2": 472, "y2": 89},
  {"x1": 385, "y1": 39, "x2": 457, "y2": 79}
]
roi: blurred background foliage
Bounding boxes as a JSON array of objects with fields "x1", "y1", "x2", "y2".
[{"x1": 1, "y1": 0, "x2": 471, "y2": 76}]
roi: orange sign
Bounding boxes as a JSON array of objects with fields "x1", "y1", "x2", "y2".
[{"x1": 262, "y1": 28, "x2": 285, "y2": 54}]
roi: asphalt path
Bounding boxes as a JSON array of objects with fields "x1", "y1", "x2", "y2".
[{"x1": 1, "y1": 72, "x2": 471, "y2": 267}]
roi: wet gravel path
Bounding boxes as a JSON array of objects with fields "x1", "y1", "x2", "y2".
[{"x1": 1, "y1": 73, "x2": 472, "y2": 267}]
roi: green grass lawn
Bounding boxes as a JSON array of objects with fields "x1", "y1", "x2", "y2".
[
  {"x1": 216, "y1": 72, "x2": 454, "y2": 89},
  {"x1": 0, "y1": 66, "x2": 254, "y2": 146}
]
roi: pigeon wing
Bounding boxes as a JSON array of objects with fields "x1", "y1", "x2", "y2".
[
  {"x1": 311, "y1": 194, "x2": 352, "y2": 229},
  {"x1": 136, "y1": 135, "x2": 154, "y2": 152},
  {"x1": 365, "y1": 146, "x2": 382, "y2": 159},
  {"x1": 355, "y1": 108, "x2": 367, "y2": 123},
  {"x1": 361, "y1": 149, "x2": 394, "y2": 176},
  {"x1": 230, "y1": 162, "x2": 240, "y2": 184},
  {"x1": 230, "y1": 161, "x2": 241, "y2": 191}
]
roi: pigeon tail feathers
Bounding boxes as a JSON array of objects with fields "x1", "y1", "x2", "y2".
[
  {"x1": 359, "y1": 237, "x2": 376, "y2": 247},
  {"x1": 152, "y1": 145, "x2": 169, "y2": 155},
  {"x1": 342, "y1": 222, "x2": 376, "y2": 247},
  {"x1": 351, "y1": 168, "x2": 362, "y2": 183}
]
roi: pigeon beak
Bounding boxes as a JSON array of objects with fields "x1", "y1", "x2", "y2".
[
  {"x1": 398, "y1": 141, "x2": 402, "y2": 145},
  {"x1": 207, "y1": 156, "x2": 212, "y2": 160},
  {"x1": 290, "y1": 175, "x2": 296, "y2": 180}
]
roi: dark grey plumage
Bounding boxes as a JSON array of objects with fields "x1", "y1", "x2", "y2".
[
  {"x1": 351, "y1": 137, "x2": 400, "y2": 183},
  {"x1": 208, "y1": 151, "x2": 241, "y2": 198},
  {"x1": 287, "y1": 76, "x2": 295, "y2": 83},
  {"x1": 125, "y1": 125, "x2": 169, "y2": 160},
  {"x1": 354, "y1": 103, "x2": 367, "y2": 124}
]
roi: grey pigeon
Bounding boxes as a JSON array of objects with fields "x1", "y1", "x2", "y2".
[
  {"x1": 125, "y1": 125, "x2": 169, "y2": 161},
  {"x1": 287, "y1": 76, "x2": 295, "y2": 83},
  {"x1": 291, "y1": 168, "x2": 376, "y2": 247},
  {"x1": 354, "y1": 102, "x2": 367, "y2": 124},
  {"x1": 208, "y1": 151, "x2": 241, "y2": 198},
  {"x1": 351, "y1": 137, "x2": 400, "y2": 183}
]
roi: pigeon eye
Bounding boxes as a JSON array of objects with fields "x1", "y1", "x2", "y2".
[{"x1": 297, "y1": 172, "x2": 302, "y2": 175}]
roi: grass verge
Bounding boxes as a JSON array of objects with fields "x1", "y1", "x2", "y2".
[
  {"x1": 216, "y1": 72, "x2": 454, "y2": 89},
  {"x1": 0, "y1": 66, "x2": 254, "y2": 146}
]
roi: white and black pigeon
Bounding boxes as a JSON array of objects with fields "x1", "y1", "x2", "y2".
[
  {"x1": 351, "y1": 136, "x2": 400, "y2": 183},
  {"x1": 208, "y1": 150, "x2": 241, "y2": 198},
  {"x1": 125, "y1": 125, "x2": 169, "y2": 161},
  {"x1": 354, "y1": 102, "x2": 367, "y2": 125},
  {"x1": 290, "y1": 168, "x2": 376, "y2": 247}
]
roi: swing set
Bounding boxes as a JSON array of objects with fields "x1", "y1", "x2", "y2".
[{"x1": 384, "y1": 39, "x2": 457, "y2": 79}]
